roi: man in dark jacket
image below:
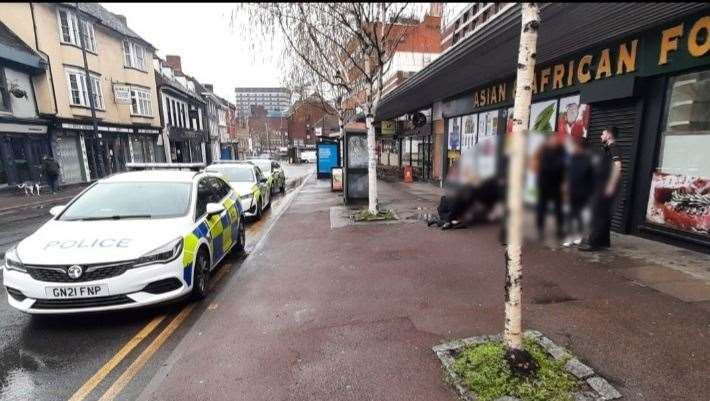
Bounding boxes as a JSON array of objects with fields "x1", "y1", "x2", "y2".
[
  {"x1": 579, "y1": 127, "x2": 622, "y2": 251},
  {"x1": 41, "y1": 155, "x2": 60, "y2": 194},
  {"x1": 563, "y1": 137, "x2": 595, "y2": 246},
  {"x1": 534, "y1": 134, "x2": 566, "y2": 240}
]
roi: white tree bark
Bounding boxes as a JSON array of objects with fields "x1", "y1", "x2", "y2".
[
  {"x1": 504, "y1": 3, "x2": 540, "y2": 351},
  {"x1": 367, "y1": 109, "x2": 381, "y2": 214}
]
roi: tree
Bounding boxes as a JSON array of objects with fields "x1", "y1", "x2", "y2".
[
  {"x1": 503, "y1": 3, "x2": 540, "y2": 374},
  {"x1": 238, "y1": 3, "x2": 424, "y2": 213}
]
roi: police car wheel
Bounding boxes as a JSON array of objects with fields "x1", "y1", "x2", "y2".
[
  {"x1": 255, "y1": 198, "x2": 263, "y2": 219},
  {"x1": 191, "y1": 250, "x2": 210, "y2": 300},
  {"x1": 233, "y1": 220, "x2": 245, "y2": 254}
]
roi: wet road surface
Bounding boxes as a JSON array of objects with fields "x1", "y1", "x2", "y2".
[{"x1": 0, "y1": 165, "x2": 313, "y2": 401}]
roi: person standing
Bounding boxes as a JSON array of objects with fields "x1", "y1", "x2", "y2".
[
  {"x1": 534, "y1": 134, "x2": 566, "y2": 241},
  {"x1": 579, "y1": 127, "x2": 622, "y2": 251},
  {"x1": 562, "y1": 137, "x2": 594, "y2": 247},
  {"x1": 41, "y1": 155, "x2": 60, "y2": 194}
]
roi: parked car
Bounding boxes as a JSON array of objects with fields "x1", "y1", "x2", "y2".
[
  {"x1": 3, "y1": 165, "x2": 245, "y2": 314},
  {"x1": 205, "y1": 162, "x2": 271, "y2": 220},
  {"x1": 300, "y1": 151, "x2": 317, "y2": 164},
  {"x1": 247, "y1": 158, "x2": 286, "y2": 194}
]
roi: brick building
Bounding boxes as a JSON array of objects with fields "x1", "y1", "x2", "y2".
[{"x1": 287, "y1": 94, "x2": 335, "y2": 149}]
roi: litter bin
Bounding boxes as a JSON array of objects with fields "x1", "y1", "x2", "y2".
[{"x1": 403, "y1": 166, "x2": 413, "y2": 183}]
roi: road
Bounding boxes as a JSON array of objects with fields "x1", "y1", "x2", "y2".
[{"x1": 0, "y1": 163, "x2": 313, "y2": 401}]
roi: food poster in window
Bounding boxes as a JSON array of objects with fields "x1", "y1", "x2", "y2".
[
  {"x1": 477, "y1": 110, "x2": 499, "y2": 180},
  {"x1": 526, "y1": 100, "x2": 558, "y2": 204},
  {"x1": 447, "y1": 117, "x2": 461, "y2": 151},
  {"x1": 461, "y1": 114, "x2": 477, "y2": 151},
  {"x1": 646, "y1": 172, "x2": 710, "y2": 235},
  {"x1": 556, "y1": 95, "x2": 590, "y2": 140}
]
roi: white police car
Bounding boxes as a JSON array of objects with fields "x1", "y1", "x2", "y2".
[
  {"x1": 3, "y1": 163, "x2": 245, "y2": 314},
  {"x1": 205, "y1": 161, "x2": 271, "y2": 220}
]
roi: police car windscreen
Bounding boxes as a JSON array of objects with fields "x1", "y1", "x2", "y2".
[
  {"x1": 205, "y1": 166, "x2": 255, "y2": 182},
  {"x1": 60, "y1": 182, "x2": 192, "y2": 220},
  {"x1": 250, "y1": 160, "x2": 271, "y2": 173}
]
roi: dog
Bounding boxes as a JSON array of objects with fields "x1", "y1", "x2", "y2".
[{"x1": 17, "y1": 181, "x2": 41, "y2": 196}]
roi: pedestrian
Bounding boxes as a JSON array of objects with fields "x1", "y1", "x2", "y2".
[
  {"x1": 41, "y1": 154, "x2": 60, "y2": 194},
  {"x1": 579, "y1": 126, "x2": 622, "y2": 252},
  {"x1": 562, "y1": 137, "x2": 594, "y2": 247},
  {"x1": 533, "y1": 134, "x2": 566, "y2": 241}
]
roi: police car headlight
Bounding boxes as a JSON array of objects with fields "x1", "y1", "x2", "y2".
[
  {"x1": 3, "y1": 247, "x2": 27, "y2": 273},
  {"x1": 240, "y1": 193, "x2": 253, "y2": 201},
  {"x1": 134, "y1": 237, "x2": 184, "y2": 267}
]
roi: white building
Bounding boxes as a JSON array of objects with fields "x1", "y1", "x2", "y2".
[{"x1": 234, "y1": 87, "x2": 291, "y2": 117}]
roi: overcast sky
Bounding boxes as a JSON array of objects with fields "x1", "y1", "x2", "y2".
[
  {"x1": 102, "y1": 3, "x2": 469, "y2": 102},
  {"x1": 102, "y1": 3, "x2": 284, "y2": 101}
]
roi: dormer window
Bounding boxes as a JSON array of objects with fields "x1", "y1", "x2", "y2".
[
  {"x1": 123, "y1": 40, "x2": 146, "y2": 71},
  {"x1": 57, "y1": 8, "x2": 96, "y2": 53}
]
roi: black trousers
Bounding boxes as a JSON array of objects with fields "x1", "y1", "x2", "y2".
[
  {"x1": 567, "y1": 195, "x2": 589, "y2": 237},
  {"x1": 587, "y1": 194, "x2": 613, "y2": 247},
  {"x1": 536, "y1": 182, "x2": 564, "y2": 236}
]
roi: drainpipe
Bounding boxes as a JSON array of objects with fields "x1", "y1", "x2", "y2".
[
  {"x1": 74, "y1": 2, "x2": 102, "y2": 175},
  {"x1": 30, "y1": 2, "x2": 58, "y2": 159}
]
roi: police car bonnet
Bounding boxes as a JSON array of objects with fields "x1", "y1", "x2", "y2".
[{"x1": 16, "y1": 218, "x2": 183, "y2": 265}]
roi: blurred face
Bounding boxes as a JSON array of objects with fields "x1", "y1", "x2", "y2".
[{"x1": 601, "y1": 130, "x2": 614, "y2": 144}]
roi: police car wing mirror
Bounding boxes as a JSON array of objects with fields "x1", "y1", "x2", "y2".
[
  {"x1": 206, "y1": 203, "x2": 225, "y2": 217},
  {"x1": 49, "y1": 205, "x2": 66, "y2": 217},
  {"x1": 259, "y1": 178, "x2": 268, "y2": 183}
]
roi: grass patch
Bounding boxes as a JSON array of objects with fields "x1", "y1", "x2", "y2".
[
  {"x1": 451, "y1": 339, "x2": 580, "y2": 401},
  {"x1": 352, "y1": 208, "x2": 396, "y2": 222}
]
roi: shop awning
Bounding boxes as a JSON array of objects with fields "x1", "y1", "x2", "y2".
[{"x1": 375, "y1": 2, "x2": 710, "y2": 121}]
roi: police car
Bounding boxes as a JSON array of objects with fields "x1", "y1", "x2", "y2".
[
  {"x1": 205, "y1": 161, "x2": 271, "y2": 220},
  {"x1": 2, "y1": 163, "x2": 245, "y2": 314},
  {"x1": 247, "y1": 158, "x2": 286, "y2": 195}
]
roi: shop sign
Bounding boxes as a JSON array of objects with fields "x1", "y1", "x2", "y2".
[
  {"x1": 0, "y1": 123, "x2": 47, "y2": 134},
  {"x1": 449, "y1": 12, "x2": 710, "y2": 117},
  {"x1": 113, "y1": 85, "x2": 132, "y2": 104},
  {"x1": 381, "y1": 120, "x2": 396, "y2": 135}
]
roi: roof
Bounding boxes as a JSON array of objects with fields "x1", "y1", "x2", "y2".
[
  {"x1": 375, "y1": 2, "x2": 710, "y2": 120},
  {"x1": 101, "y1": 170, "x2": 198, "y2": 184},
  {"x1": 65, "y1": 3, "x2": 156, "y2": 50},
  {"x1": 0, "y1": 21, "x2": 45, "y2": 72}
]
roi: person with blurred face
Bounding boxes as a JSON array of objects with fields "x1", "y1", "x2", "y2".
[
  {"x1": 579, "y1": 126, "x2": 622, "y2": 251},
  {"x1": 535, "y1": 134, "x2": 566, "y2": 241},
  {"x1": 562, "y1": 137, "x2": 594, "y2": 247}
]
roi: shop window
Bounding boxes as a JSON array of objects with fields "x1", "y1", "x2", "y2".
[{"x1": 646, "y1": 70, "x2": 710, "y2": 236}]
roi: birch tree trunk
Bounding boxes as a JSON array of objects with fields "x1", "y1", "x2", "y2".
[
  {"x1": 367, "y1": 112, "x2": 380, "y2": 214},
  {"x1": 504, "y1": 3, "x2": 540, "y2": 351}
]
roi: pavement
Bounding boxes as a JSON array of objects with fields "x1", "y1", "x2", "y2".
[{"x1": 136, "y1": 176, "x2": 710, "y2": 401}]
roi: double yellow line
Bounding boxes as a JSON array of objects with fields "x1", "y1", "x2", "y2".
[
  {"x1": 67, "y1": 184, "x2": 301, "y2": 401},
  {"x1": 67, "y1": 236, "x2": 242, "y2": 401}
]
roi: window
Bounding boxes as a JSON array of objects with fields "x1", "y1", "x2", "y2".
[
  {"x1": 195, "y1": 178, "x2": 211, "y2": 219},
  {"x1": 0, "y1": 68, "x2": 9, "y2": 112},
  {"x1": 130, "y1": 88, "x2": 152, "y2": 116},
  {"x1": 66, "y1": 69, "x2": 104, "y2": 109},
  {"x1": 645, "y1": 70, "x2": 710, "y2": 236},
  {"x1": 57, "y1": 9, "x2": 96, "y2": 52},
  {"x1": 123, "y1": 40, "x2": 146, "y2": 71}
]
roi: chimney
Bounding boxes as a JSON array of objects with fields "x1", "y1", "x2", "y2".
[
  {"x1": 204, "y1": 84, "x2": 214, "y2": 92},
  {"x1": 165, "y1": 55, "x2": 182, "y2": 73},
  {"x1": 114, "y1": 13, "x2": 127, "y2": 26}
]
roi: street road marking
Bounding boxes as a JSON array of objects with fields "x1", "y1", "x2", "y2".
[
  {"x1": 69, "y1": 184, "x2": 305, "y2": 401},
  {"x1": 97, "y1": 304, "x2": 196, "y2": 401},
  {"x1": 67, "y1": 315, "x2": 165, "y2": 401}
]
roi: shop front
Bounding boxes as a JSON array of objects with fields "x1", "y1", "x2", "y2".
[
  {"x1": 0, "y1": 121, "x2": 49, "y2": 186},
  {"x1": 129, "y1": 127, "x2": 161, "y2": 163},
  {"x1": 377, "y1": 111, "x2": 433, "y2": 182},
  {"x1": 168, "y1": 126, "x2": 205, "y2": 163},
  {"x1": 442, "y1": 11, "x2": 710, "y2": 249}
]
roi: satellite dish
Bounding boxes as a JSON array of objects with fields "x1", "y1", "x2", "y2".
[{"x1": 412, "y1": 112, "x2": 427, "y2": 128}]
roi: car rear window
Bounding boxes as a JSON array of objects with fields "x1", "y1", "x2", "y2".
[
  {"x1": 60, "y1": 182, "x2": 192, "y2": 220},
  {"x1": 205, "y1": 166, "x2": 255, "y2": 182}
]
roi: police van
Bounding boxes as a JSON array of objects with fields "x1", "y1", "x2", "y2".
[{"x1": 2, "y1": 163, "x2": 245, "y2": 314}]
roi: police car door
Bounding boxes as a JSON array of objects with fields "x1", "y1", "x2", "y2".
[
  {"x1": 202, "y1": 177, "x2": 234, "y2": 267},
  {"x1": 255, "y1": 167, "x2": 269, "y2": 207}
]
